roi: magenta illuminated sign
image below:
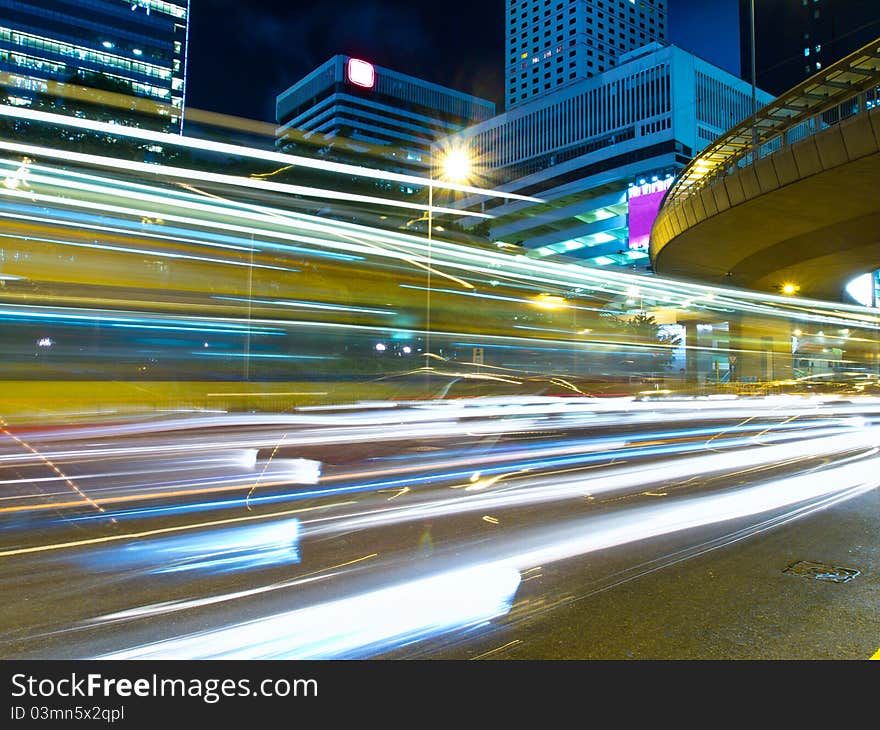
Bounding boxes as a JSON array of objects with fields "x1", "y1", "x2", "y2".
[
  {"x1": 627, "y1": 178, "x2": 672, "y2": 250},
  {"x1": 347, "y1": 58, "x2": 375, "y2": 89}
]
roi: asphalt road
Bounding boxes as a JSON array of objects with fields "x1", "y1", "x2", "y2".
[{"x1": 0, "y1": 394, "x2": 877, "y2": 660}]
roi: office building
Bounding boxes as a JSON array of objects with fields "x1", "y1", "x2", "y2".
[
  {"x1": 275, "y1": 55, "x2": 495, "y2": 174},
  {"x1": 506, "y1": 0, "x2": 668, "y2": 110},
  {"x1": 445, "y1": 43, "x2": 773, "y2": 270},
  {"x1": 739, "y1": 0, "x2": 880, "y2": 95},
  {"x1": 0, "y1": 0, "x2": 190, "y2": 131}
]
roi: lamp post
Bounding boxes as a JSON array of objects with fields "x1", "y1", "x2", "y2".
[
  {"x1": 424, "y1": 147, "x2": 472, "y2": 386},
  {"x1": 426, "y1": 173, "x2": 433, "y2": 390},
  {"x1": 749, "y1": 0, "x2": 759, "y2": 161}
]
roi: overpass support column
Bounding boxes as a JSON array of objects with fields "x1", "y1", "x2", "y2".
[
  {"x1": 682, "y1": 320, "x2": 700, "y2": 385},
  {"x1": 727, "y1": 315, "x2": 794, "y2": 384}
]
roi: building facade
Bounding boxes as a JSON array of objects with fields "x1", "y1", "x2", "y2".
[
  {"x1": 446, "y1": 44, "x2": 773, "y2": 270},
  {"x1": 0, "y1": 0, "x2": 189, "y2": 131},
  {"x1": 739, "y1": 0, "x2": 880, "y2": 95},
  {"x1": 275, "y1": 55, "x2": 495, "y2": 174},
  {"x1": 505, "y1": 0, "x2": 668, "y2": 110}
]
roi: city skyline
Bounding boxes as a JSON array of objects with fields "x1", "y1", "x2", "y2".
[
  {"x1": 503, "y1": 0, "x2": 669, "y2": 110},
  {"x1": 187, "y1": 0, "x2": 741, "y2": 122},
  {"x1": 0, "y1": 0, "x2": 878, "y2": 674}
]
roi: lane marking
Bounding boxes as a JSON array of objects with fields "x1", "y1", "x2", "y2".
[
  {"x1": 471, "y1": 639, "x2": 522, "y2": 660},
  {"x1": 0, "y1": 416, "x2": 109, "y2": 519},
  {"x1": 247, "y1": 431, "x2": 289, "y2": 511},
  {"x1": 0, "y1": 476, "x2": 295, "y2": 514}
]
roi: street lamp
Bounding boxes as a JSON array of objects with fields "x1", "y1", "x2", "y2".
[
  {"x1": 749, "y1": 0, "x2": 759, "y2": 161},
  {"x1": 424, "y1": 146, "x2": 473, "y2": 377},
  {"x1": 440, "y1": 148, "x2": 472, "y2": 184},
  {"x1": 427, "y1": 146, "x2": 473, "y2": 242}
]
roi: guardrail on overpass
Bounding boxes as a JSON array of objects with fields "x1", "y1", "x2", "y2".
[{"x1": 651, "y1": 36, "x2": 880, "y2": 297}]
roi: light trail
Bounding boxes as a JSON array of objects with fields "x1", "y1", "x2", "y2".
[
  {"x1": 0, "y1": 402, "x2": 867, "y2": 527},
  {"x1": 86, "y1": 553, "x2": 380, "y2": 625},
  {"x1": 0, "y1": 138, "x2": 488, "y2": 218},
  {"x1": 0, "y1": 103, "x2": 543, "y2": 202},
  {"x1": 0, "y1": 416, "x2": 109, "y2": 519},
  {"x1": 3, "y1": 153, "x2": 879, "y2": 334},
  {"x1": 80, "y1": 518, "x2": 302, "y2": 577},
  {"x1": 0, "y1": 227, "x2": 299, "y2": 274},
  {"x1": 0, "y1": 397, "x2": 876, "y2": 660},
  {"x1": 82, "y1": 440, "x2": 879, "y2": 659},
  {"x1": 1, "y1": 397, "x2": 877, "y2": 465},
  {"x1": 0, "y1": 500, "x2": 355, "y2": 559},
  {"x1": 94, "y1": 562, "x2": 523, "y2": 660},
  {"x1": 297, "y1": 428, "x2": 880, "y2": 538},
  {"x1": 2, "y1": 116, "x2": 880, "y2": 662}
]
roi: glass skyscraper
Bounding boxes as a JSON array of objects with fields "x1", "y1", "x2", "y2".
[
  {"x1": 0, "y1": 0, "x2": 189, "y2": 131},
  {"x1": 444, "y1": 43, "x2": 772, "y2": 269},
  {"x1": 739, "y1": 0, "x2": 880, "y2": 95},
  {"x1": 276, "y1": 55, "x2": 495, "y2": 175},
  {"x1": 506, "y1": 0, "x2": 668, "y2": 110}
]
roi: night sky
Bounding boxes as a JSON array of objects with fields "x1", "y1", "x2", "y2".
[{"x1": 187, "y1": 0, "x2": 741, "y2": 123}]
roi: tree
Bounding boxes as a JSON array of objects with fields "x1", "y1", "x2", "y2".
[
  {"x1": 600, "y1": 311, "x2": 680, "y2": 375},
  {"x1": 471, "y1": 220, "x2": 492, "y2": 238}
]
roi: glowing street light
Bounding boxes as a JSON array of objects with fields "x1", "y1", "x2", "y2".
[
  {"x1": 428, "y1": 146, "x2": 474, "y2": 240},
  {"x1": 3, "y1": 162, "x2": 30, "y2": 190},
  {"x1": 781, "y1": 283, "x2": 800, "y2": 296},
  {"x1": 424, "y1": 145, "x2": 474, "y2": 377},
  {"x1": 532, "y1": 294, "x2": 567, "y2": 310},
  {"x1": 440, "y1": 148, "x2": 472, "y2": 184},
  {"x1": 692, "y1": 159, "x2": 711, "y2": 177}
]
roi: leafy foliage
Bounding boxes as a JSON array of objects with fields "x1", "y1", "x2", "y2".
[{"x1": 599, "y1": 311, "x2": 680, "y2": 374}]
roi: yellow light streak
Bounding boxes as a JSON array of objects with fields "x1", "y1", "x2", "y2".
[
  {"x1": 0, "y1": 103, "x2": 543, "y2": 202},
  {"x1": 0, "y1": 138, "x2": 487, "y2": 218},
  {"x1": 0, "y1": 475, "x2": 307, "y2": 515},
  {"x1": 0, "y1": 500, "x2": 356, "y2": 559},
  {"x1": 0, "y1": 416, "x2": 109, "y2": 519}
]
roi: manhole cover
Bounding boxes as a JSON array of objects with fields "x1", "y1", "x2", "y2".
[{"x1": 784, "y1": 560, "x2": 860, "y2": 583}]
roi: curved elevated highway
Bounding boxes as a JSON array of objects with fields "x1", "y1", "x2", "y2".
[{"x1": 651, "y1": 38, "x2": 880, "y2": 303}]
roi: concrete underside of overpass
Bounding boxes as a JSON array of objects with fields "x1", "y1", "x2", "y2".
[{"x1": 652, "y1": 110, "x2": 880, "y2": 303}]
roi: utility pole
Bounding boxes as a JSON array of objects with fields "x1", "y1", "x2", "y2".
[{"x1": 750, "y1": 0, "x2": 759, "y2": 161}]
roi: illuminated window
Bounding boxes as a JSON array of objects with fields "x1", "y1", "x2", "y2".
[
  {"x1": 0, "y1": 26, "x2": 172, "y2": 82},
  {"x1": 346, "y1": 58, "x2": 376, "y2": 88},
  {"x1": 129, "y1": 1, "x2": 187, "y2": 19}
]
